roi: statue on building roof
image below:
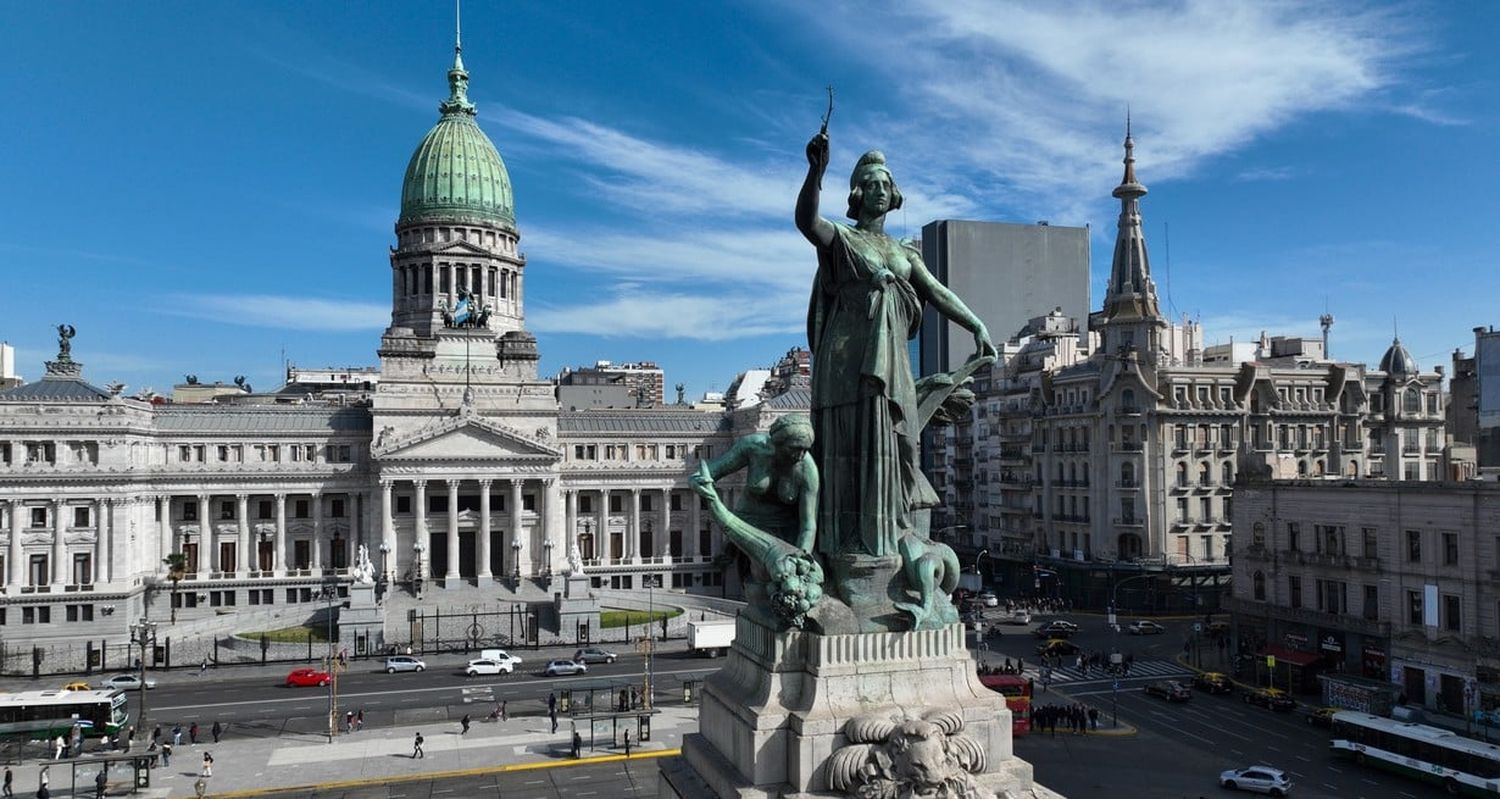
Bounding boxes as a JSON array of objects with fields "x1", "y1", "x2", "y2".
[{"x1": 56, "y1": 324, "x2": 75, "y2": 361}]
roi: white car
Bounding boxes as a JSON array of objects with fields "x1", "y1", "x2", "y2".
[
  {"x1": 97, "y1": 674, "x2": 156, "y2": 691},
  {"x1": 1004, "y1": 610, "x2": 1032, "y2": 625},
  {"x1": 465, "y1": 658, "x2": 514, "y2": 676},
  {"x1": 1219, "y1": 765, "x2": 1292, "y2": 796},
  {"x1": 978, "y1": 592, "x2": 1000, "y2": 608},
  {"x1": 480, "y1": 649, "x2": 524, "y2": 669},
  {"x1": 1128, "y1": 620, "x2": 1165, "y2": 635}
]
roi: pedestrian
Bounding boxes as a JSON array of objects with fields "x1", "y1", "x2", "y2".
[
  {"x1": 200, "y1": 752, "x2": 213, "y2": 778},
  {"x1": 345, "y1": 711, "x2": 354, "y2": 734},
  {"x1": 500, "y1": 701, "x2": 507, "y2": 722},
  {"x1": 3, "y1": 765, "x2": 12, "y2": 798},
  {"x1": 212, "y1": 721, "x2": 222, "y2": 743},
  {"x1": 37, "y1": 766, "x2": 47, "y2": 791},
  {"x1": 171, "y1": 725, "x2": 182, "y2": 747},
  {"x1": 412, "y1": 732, "x2": 424, "y2": 759},
  {"x1": 623, "y1": 729, "x2": 631, "y2": 756},
  {"x1": 200, "y1": 658, "x2": 209, "y2": 675},
  {"x1": 1088, "y1": 707, "x2": 1099, "y2": 730},
  {"x1": 33, "y1": 787, "x2": 46, "y2": 799},
  {"x1": 93, "y1": 768, "x2": 106, "y2": 799},
  {"x1": 126, "y1": 725, "x2": 135, "y2": 744},
  {"x1": 355, "y1": 709, "x2": 364, "y2": 731},
  {"x1": 160, "y1": 743, "x2": 172, "y2": 768},
  {"x1": 571, "y1": 729, "x2": 583, "y2": 759},
  {"x1": 550, "y1": 708, "x2": 558, "y2": 735},
  {"x1": 100, "y1": 734, "x2": 111, "y2": 752},
  {"x1": 189, "y1": 722, "x2": 199, "y2": 745},
  {"x1": 460, "y1": 714, "x2": 471, "y2": 735},
  {"x1": 52, "y1": 736, "x2": 64, "y2": 760},
  {"x1": 151, "y1": 725, "x2": 161, "y2": 746},
  {"x1": 547, "y1": 691, "x2": 557, "y2": 714}
]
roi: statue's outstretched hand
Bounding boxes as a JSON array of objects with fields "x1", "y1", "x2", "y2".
[
  {"x1": 806, "y1": 132, "x2": 830, "y2": 176},
  {"x1": 973, "y1": 324, "x2": 997, "y2": 360},
  {"x1": 690, "y1": 463, "x2": 721, "y2": 503}
]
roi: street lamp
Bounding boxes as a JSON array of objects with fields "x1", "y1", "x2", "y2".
[
  {"x1": 542, "y1": 541, "x2": 553, "y2": 577},
  {"x1": 974, "y1": 549, "x2": 991, "y2": 581},
  {"x1": 320, "y1": 585, "x2": 340, "y2": 743},
  {"x1": 127, "y1": 621, "x2": 157, "y2": 735},
  {"x1": 378, "y1": 542, "x2": 391, "y2": 586},
  {"x1": 511, "y1": 540, "x2": 522, "y2": 581},
  {"x1": 934, "y1": 524, "x2": 968, "y2": 545}
]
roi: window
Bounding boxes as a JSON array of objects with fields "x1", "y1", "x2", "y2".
[
  {"x1": 1362, "y1": 585, "x2": 1379, "y2": 620},
  {"x1": 523, "y1": 494, "x2": 536, "y2": 512},
  {"x1": 29, "y1": 507, "x2": 46, "y2": 528},
  {"x1": 1176, "y1": 497, "x2": 1189, "y2": 521},
  {"x1": 1176, "y1": 462, "x2": 1188, "y2": 487},
  {"x1": 1443, "y1": 594, "x2": 1461, "y2": 632},
  {"x1": 1362, "y1": 527, "x2": 1378, "y2": 559},
  {"x1": 1317, "y1": 579, "x2": 1345, "y2": 614},
  {"x1": 1443, "y1": 533, "x2": 1458, "y2": 566},
  {"x1": 72, "y1": 507, "x2": 89, "y2": 527},
  {"x1": 22, "y1": 607, "x2": 50, "y2": 624},
  {"x1": 429, "y1": 494, "x2": 448, "y2": 514},
  {"x1": 1406, "y1": 530, "x2": 1421, "y2": 563},
  {"x1": 72, "y1": 553, "x2": 92, "y2": 586},
  {"x1": 331, "y1": 499, "x2": 346, "y2": 518},
  {"x1": 294, "y1": 500, "x2": 309, "y2": 519},
  {"x1": 64, "y1": 605, "x2": 93, "y2": 622},
  {"x1": 579, "y1": 495, "x2": 593, "y2": 514},
  {"x1": 1408, "y1": 591, "x2": 1423, "y2": 625},
  {"x1": 1221, "y1": 462, "x2": 1234, "y2": 485},
  {"x1": 1288, "y1": 576, "x2": 1302, "y2": 609},
  {"x1": 1253, "y1": 571, "x2": 1266, "y2": 601},
  {"x1": 609, "y1": 494, "x2": 623, "y2": 514},
  {"x1": 670, "y1": 492, "x2": 682, "y2": 512},
  {"x1": 1287, "y1": 523, "x2": 1300, "y2": 552},
  {"x1": 1252, "y1": 522, "x2": 1266, "y2": 547},
  {"x1": 220, "y1": 500, "x2": 235, "y2": 521}
]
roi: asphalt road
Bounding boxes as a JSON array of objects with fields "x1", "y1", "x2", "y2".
[
  {"x1": 87, "y1": 649, "x2": 722, "y2": 739},
  {"x1": 212, "y1": 758, "x2": 664, "y2": 799},
  {"x1": 979, "y1": 608, "x2": 1448, "y2": 799}
]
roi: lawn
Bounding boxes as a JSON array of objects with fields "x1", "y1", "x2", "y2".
[
  {"x1": 244, "y1": 624, "x2": 333, "y2": 643},
  {"x1": 599, "y1": 608, "x2": 682, "y2": 629}
]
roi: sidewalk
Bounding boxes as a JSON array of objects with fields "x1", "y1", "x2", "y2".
[{"x1": 1, "y1": 706, "x2": 697, "y2": 798}]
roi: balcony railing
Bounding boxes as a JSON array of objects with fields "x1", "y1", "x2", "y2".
[
  {"x1": 1224, "y1": 595, "x2": 1390, "y2": 638},
  {"x1": 1115, "y1": 480, "x2": 1140, "y2": 489},
  {"x1": 1112, "y1": 516, "x2": 1143, "y2": 527},
  {"x1": 1113, "y1": 442, "x2": 1144, "y2": 452}
]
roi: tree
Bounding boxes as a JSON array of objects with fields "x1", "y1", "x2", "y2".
[{"x1": 163, "y1": 553, "x2": 188, "y2": 623}]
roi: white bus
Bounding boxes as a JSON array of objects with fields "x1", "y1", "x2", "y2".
[
  {"x1": 1330, "y1": 710, "x2": 1500, "y2": 796},
  {"x1": 0, "y1": 689, "x2": 128, "y2": 741}
]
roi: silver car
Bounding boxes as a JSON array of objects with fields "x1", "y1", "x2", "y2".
[
  {"x1": 384, "y1": 655, "x2": 426, "y2": 673},
  {"x1": 97, "y1": 673, "x2": 156, "y2": 691},
  {"x1": 544, "y1": 659, "x2": 587, "y2": 677},
  {"x1": 1219, "y1": 765, "x2": 1292, "y2": 796}
]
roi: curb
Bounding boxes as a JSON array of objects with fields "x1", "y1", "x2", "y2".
[
  {"x1": 204, "y1": 747, "x2": 682, "y2": 798},
  {"x1": 1035, "y1": 686, "x2": 1140, "y2": 738}
]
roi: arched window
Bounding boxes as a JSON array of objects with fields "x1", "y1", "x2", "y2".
[
  {"x1": 1176, "y1": 462, "x2": 1188, "y2": 487},
  {"x1": 1069, "y1": 462, "x2": 1078, "y2": 484},
  {"x1": 1198, "y1": 463, "x2": 1211, "y2": 486},
  {"x1": 1221, "y1": 462, "x2": 1234, "y2": 485},
  {"x1": 1298, "y1": 460, "x2": 1308, "y2": 476},
  {"x1": 1121, "y1": 462, "x2": 1135, "y2": 486},
  {"x1": 1405, "y1": 387, "x2": 1421, "y2": 414},
  {"x1": 1122, "y1": 388, "x2": 1136, "y2": 411},
  {"x1": 1253, "y1": 571, "x2": 1266, "y2": 601},
  {"x1": 1252, "y1": 522, "x2": 1265, "y2": 546}
]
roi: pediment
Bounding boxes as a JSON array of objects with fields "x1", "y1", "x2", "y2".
[
  {"x1": 431, "y1": 240, "x2": 493, "y2": 256},
  {"x1": 375, "y1": 414, "x2": 562, "y2": 462}
]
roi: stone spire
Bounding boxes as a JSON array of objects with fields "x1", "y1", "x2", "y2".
[{"x1": 1100, "y1": 118, "x2": 1163, "y2": 328}]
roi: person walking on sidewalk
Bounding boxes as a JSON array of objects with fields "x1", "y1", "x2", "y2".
[
  {"x1": 189, "y1": 722, "x2": 199, "y2": 745},
  {"x1": 211, "y1": 721, "x2": 222, "y2": 743},
  {"x1": 171, "y1": 725, "x2": 182, "y2": 747},
  {"x1": 355, "y1": 709, "x2": 364, "y2": 731},
  {"x1": 412, "y1": 732, "x2": 424, "y2": 759},
  {"x1": 460, "y1": 714, "x2": 471, "y2": 735},
  {"x1": 93, "y1": 768, "x2": 106, "y2": 799},
  {"x1": 500, "y1": 701, "x2": 507, "y2": 722},
  {"x1": 200, "y1": 752, "x2": 213, "y2": 778},
  {"x1": 623, "y1": 729, "x2": 632, "y2": 756},
  {"x1": 3, "y1": 764, "x2": 13, "y2": 797},
  {"x1": 160, "y1": 743, "x2": 172, "y2": 768}
]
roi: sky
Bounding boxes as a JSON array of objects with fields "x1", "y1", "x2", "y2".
[{"x1": 2, "y1": 1, "x2": 1498, "y2": 399}]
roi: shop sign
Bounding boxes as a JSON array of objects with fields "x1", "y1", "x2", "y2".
[
  {"x1": 1321, "y1": 635, "x2": 1343, "y2": 653},
  {"x1": 1284, "y1": 632, "x2": 1309, "y2": 648}
]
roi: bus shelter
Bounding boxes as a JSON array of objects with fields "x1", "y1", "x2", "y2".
[{"x1": 56, "y1": 752, "x2": 158, "y2": 795}]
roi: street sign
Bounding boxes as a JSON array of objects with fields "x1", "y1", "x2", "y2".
[
  {"x1": 1113, "y1": 680, "x2": 1120, "y2": 691},
  {"x1": 1266, "y1": 655, "x2": 1276, "y2": 669},
  {"x1": 1193, "y1": 623, "x2": 1202, "y2": 633}
]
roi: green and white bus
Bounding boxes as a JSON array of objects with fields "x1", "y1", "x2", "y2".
[
  {"x1": 1330, "y1": 710, "x2": 1500, "y2": 795},
  {"x1": 0, "y1": 689, "x2": 128, "y2": 741}
]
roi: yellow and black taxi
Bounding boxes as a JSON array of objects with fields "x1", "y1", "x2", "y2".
[
  {"x1": 1034, "y1": 638, "x2": 1082, "y2": 658},
  {"x1": 1242, "y1": 686, "x2": 1296, "y2": 712},
  {"x1": 1305, "y1": 706, "x2": 1339, "y2": 727},
  {"x1": 1192, "y1": 672, "x2": 1234, "y2": 694}
]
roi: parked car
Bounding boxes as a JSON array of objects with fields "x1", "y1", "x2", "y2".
[
  {"x1": 544, "y1": 659, "x2": 587, "y2": 677},
  {"x1": 1219, "y1": 765, "x2": 1292, "y2": 796},
  {"x1": 384, "y1": 655, "x2": 426, "y2": 674},
  {"x1": 62, "y1": 681, "x2": 92, "y2": 692},
  {"x1": 285, "y1": 668, "x2": 331, "y2": 688},
  {"x1": 1035, "y1": 639, "x2": 1081, "y2": 658},
  {"x1": 1032, "y1": 620, "x2": 1079, "y2": 639},
  {"x1": 465, "y1": 658, "x2": 514, "y2": 676},
  {"x1": 1242, "y1": 687, "x2": 1296, "y2": 712},
  {"x1": 97, "y1": 674, "x2": 156, "y2": 691},
  {"x1": 1143, "y1": 680, "x2": 1191, "y2": 702},
  {"x1": 1192, "y1": 672, "x2": 1234, "y2": 694},
  {"x1": 1127, "y1": 620, "x2": 1165, "y2": 635},
  {"x1": 573, "y1": 647, "x2": 618, "y2": 664},
  {"x1": 1305, "y1": 706, "x2": 1339, "y2": 728},
  {"x1": 978, "y1": 591, "x2": 1000, "y2": 608}
]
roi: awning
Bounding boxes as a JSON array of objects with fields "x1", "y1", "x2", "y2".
[{"x1": 1260, "y1": 646, "x2": 1323, "y2": 667}]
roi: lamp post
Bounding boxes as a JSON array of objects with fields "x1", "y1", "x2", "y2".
[
  {"x1": 974, "y1": 548, "x2": 991, "y2": 584},
  {"x1": 413, "y1": 541, "x2": 425, "y2": 600},
  {"x1": 378, "y1": 542, "x2": 391, "y2": 586},
  {"x1": 543, "y1": 541, "x2": 554, "y2": 577},
  {"x1": 1107, "y1": 571, "x2": 1158, "y2": 727},
  {"x1": 320, "y1": 585, "x2": 339, "y2": 743},
  {"x1": 127, "y1": 621, "x2": 157, "y2": 734},
  {"x1": 511, "y1": 540, "x2": 522, "y2": 582}
]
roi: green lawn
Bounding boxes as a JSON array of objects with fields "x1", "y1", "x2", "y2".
[
  {"x1": 599, "y1": 608, "x2": 682, "y2": 629},
  {"x1": 244, "y1": 625, "x2": 333, "y2": 643}
]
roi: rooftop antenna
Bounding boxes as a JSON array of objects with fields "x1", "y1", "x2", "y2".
[
  {"x1": 1319, "y1": 297, "x2": 1334, "y2": 359},
  {"x1": 455, "y1": 0, "x2": 462, "y2": 54}
]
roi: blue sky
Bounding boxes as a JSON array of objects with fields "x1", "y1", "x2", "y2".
[{"x1": 3, "y1": 1, "x2": 1497, "y2": 398}]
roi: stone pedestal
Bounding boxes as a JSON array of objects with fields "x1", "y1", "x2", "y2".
[
  {"x1": 553, "y1": 572, "x2": 601, "y2": 644},
  {"x1": 338, "y1": 582, "x2": 385, "y2": 656},
  {"x1": 659, "y1": 614, "x2": 1059, "y2": 798}
]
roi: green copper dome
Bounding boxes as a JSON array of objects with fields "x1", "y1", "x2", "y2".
[{"x1": 399, "y1": 46, "x2": 515, "y2": 230}]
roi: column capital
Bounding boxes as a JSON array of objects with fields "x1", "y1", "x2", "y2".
[
  {"x1": 478, "y1": 478, "x2": 493, "y2": 489},
  {"x1": 274, "y1": 492, "x2": 287, "y2": 502},
  {"x1": 379, "y1": 478, "x2": 395, "y2": 489},
  {"x1": 236, "y1": 493, "x2": 249, "y2": 500},
  {"x1": 413, "y1": 479, "x2": 428, "y2": 490}
]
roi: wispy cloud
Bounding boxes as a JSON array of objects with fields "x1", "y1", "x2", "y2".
[
  {"x1": 1235, "y1": 166, "x2": 1298, "y2": 183},
  {"x1": 162, "y1": 294, "x2": 387, "y2": 331},
  {"x1": 530, "y1": 287, "x2": 802, "y2": 340}
]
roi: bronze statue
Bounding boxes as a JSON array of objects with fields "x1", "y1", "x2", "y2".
[{"x1": 56, "y1": 324, "x2": 75, "y2": 360}]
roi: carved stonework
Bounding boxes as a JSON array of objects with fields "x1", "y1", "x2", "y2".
[{"x1": 829, "y1": 711, "x2": 989, "y2": 799}]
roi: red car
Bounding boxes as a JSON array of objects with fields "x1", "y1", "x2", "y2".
[{"x1": 285, "y1": 668, "x2": 331, "y2": 688}]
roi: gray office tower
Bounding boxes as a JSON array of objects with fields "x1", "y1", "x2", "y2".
[{"x1": 918, "y1": 220, "x2": 1090, "y2": 377}]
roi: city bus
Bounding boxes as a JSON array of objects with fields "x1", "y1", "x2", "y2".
[
  {"x1": 979, "y1": 673, "x2": 1032, "y2": 737},
  {"x1": 1329, "y1": 710, "x2": 1500, "y2": 796},
  {"x1": 0, "y1": 689, "x2": 128, "y2": 741}
]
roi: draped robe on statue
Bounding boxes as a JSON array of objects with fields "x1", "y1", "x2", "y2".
[{"x1": 807, "y1": 222, "x2": 940, "y2": 558}]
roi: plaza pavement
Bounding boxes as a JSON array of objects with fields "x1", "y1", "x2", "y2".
[{"x1": 4, "y1": 706, "x2": 695, "y2": 798}]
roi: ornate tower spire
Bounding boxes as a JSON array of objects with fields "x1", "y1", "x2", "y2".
[
  {"x1": 1101, "y1": 120, "x2": 1163, "y2": 330},
  {"x1": 441, "y1": 0, "x2": 475, "y2": 116}
]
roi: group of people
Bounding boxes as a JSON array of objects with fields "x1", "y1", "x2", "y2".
[
  {"x1": 976, "y1": 658, "x2": 1025, "y2": 676},
  {"x1": 342, "y1": 710, "x2": 366, "y2": 733},
  {"x1": 1031, "y1": 703, "x2": 1098, "y2": 736}
]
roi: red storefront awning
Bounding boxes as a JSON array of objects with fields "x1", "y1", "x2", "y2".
[{"x1": 1259, "y1": 646, "x2": 1322, "y2": 667}]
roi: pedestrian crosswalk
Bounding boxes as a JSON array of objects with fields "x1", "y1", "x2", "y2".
[
  {"x1": 1020, "y1": 658, "x2": 1192, "y2": 686},
  {"x1": 460, "y1": 686, "x2": 494, "y2": 704}
]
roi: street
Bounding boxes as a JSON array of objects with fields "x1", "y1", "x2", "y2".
[{"x1": 980, "y1": 607, "x2": 1451, "y2": 799}]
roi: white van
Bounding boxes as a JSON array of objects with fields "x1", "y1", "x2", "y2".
[{"x1": 480, "y1": 649, "x2": 523, "y2": 668}]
